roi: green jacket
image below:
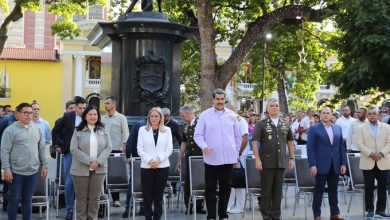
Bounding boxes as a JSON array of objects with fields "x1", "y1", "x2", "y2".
[
  {"x1": 253, "y1": 117, "x2": 293, "y2": 168},
  {"x1": 1, "y1": 121, "x2": 47, "y2": 175}
]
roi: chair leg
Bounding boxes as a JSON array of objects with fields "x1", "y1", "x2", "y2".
[
  {"x1": 193, "y1": 197, "x2": 197, "y2": 220},
  {"x1": 303, "y1": 193, "x2": 307, "y2": 220},
  {"x1": 74, "y1": 200, "x2": 77, "y2": 219},
  {"x1": 56, "y1": 191, "x2": 59, "y2": 217},
  {"x1": 251, "y1": 194, "x2": 255, "y2": 220},
  {"x1": 293, "y1": 192, "x2": 299, "y2": 216},
  {"x1": 46, "y1": 202, "x2": 49, "y2": 220},
  {"x1": 347, "y1": 191, "x2": 354, "y2": 213},
  {"x1": 163, "y1": 196, "x2": 167, "y2": 220},
  {"x1": 132, "y1": 200, "x2": 136, "y2": 220},
  {"x1": 187, "y1": 196, "x2": 192, "y2": 215},
  {"x1": 107, "y1": 201, "x2": 110, "y2": 220},
  {"x1": 284, "y1": 184, "x2": 288, "y2": 208},
  {"x1": 242, "y1": 193, "x2": 248, "y2": 218}
]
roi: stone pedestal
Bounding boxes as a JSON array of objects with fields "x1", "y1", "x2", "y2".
[{"x1": 88, "y1": 12, "x2": 196, "y2": 117}]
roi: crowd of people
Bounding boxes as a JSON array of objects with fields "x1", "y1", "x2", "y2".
[{"x1": 0, "y1": 90, "x2": 390, "y2": 220}]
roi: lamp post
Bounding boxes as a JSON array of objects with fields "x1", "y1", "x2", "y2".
[
  {"x1": 260, "y1": 33, "x2": 272, "y2": 113},
  {"x1": 180, "y1": 84, "x2": 186, "y2": 106}
]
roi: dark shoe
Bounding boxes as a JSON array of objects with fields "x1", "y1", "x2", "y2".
[
  {"x1": 375, "y1": 211, "x2": 390, "y2": 218},
  {"x1": 366, "y1": 211, "x2": 374, "y2": 219},
  {"x1": 98, "y1": 205, "x2": 104, "y2": 218},
  {"x1": 65, "y1": 211, "x2": 73, "y2": 220},
  {"x1": 330, "y1": 215, "x2": 345, "y2": 220},
  {"x1": 122, "y1": 209, "x2": 129, "y2": 218}
]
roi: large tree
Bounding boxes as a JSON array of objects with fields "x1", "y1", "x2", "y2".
[
  {"x1": 163, "y1": 0, "x2": 337, "y2": 109},
  {"x1": 0, "y1": 0, "x2": 106, "y2": 54},
  {"x1": 328, "y1": 0, "x2": 390, "y2": 98}
]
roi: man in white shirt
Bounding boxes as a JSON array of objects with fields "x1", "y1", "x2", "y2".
[
  {"x1": 347, "y1": 108, "x2": 367, "y2": 153},
  {"x1": 336, "y1": 105, "x2": 356, "y2": 149},
  {"x1": 299, "y1": 107, "x2": 315, "y2": 145}
]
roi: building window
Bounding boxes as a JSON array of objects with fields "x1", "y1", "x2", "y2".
[{"x1": 87, "y1": 57, "x2": 101, "y2": 79}]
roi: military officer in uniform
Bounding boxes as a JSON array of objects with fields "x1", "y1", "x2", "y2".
[
  {"x1": 176, "y1": 106, "x2": 206, "y2": 214},
  {"x1": 252, "y1": 98, "x2": 295, "y2": 220}
]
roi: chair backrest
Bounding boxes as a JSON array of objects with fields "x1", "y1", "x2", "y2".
[
  {"x1": 107, "y1": 154, "x2": 129, "y2": 185},
  {"x1": 189, "y1": 156, "x2": 205, "y2": 192},
  {"x1": 131, "y1": 157, "x2": 142, "y2": 194},
  {"x1": 294, "y1": 157, "x2": 315, "y2": 188},
  {"x1": 245, "y1": 156, "x2": 261, "y2": 189},
  {"x1": 294, "y1": 148, "x2": 302, "y2": 157},
  {"x1": 284, "y1": 165, "x2": 295, "y2": 179},
  {"x1": 168, "y1": 149, "x2": 180, "y2": 177},
  {"x1": 347, "y1": 155, "x2": 364, "y2": 187},
  {"x1": 59, "y1": 154, "x2": 65, "y2": 186},
  {"x1": 33, "y1": 176, "x2": 48, "y2": 197}
]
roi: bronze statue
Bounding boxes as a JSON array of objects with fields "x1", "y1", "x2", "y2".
[{"x1": 125, "y1": 0, "x2": 162, "y2": 14}]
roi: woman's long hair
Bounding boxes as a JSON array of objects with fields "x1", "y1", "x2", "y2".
[
  {"x1": 76, "y1": 105, "x2": 105, "y2": 132},
  {"x1": 145, "y1": 107, "x2": 166, "y2": 132}
]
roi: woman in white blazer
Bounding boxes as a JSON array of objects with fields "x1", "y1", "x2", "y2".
[{"x1": 137, "y1": 107, "x2": 173, "y2": 220}]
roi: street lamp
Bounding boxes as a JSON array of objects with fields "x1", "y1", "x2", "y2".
[
  {"x1": 180, "y1": 84, "x2": 186, "y2": 105},
  {"x1": 261, "y1": 32, "x2": 272, "y2": 113}
]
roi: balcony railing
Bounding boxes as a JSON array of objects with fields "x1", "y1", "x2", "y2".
[
  {"x1": 238, "y1": 83, "x2": 257, "y2": 92},
  {"x1": 85, "y1": 79, "x2": 101, "y2": 88}
]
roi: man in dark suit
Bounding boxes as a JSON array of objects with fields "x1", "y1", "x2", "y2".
[
  {"x1": 52, "y1": 96, "x2": 86, "y2": 220},
  {"x1": 307, "y1": 106, "x2": 347, "y2": 220}
]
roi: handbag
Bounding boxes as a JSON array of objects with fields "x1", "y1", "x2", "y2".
[{"x1": 231, "y1": 161, "x2": 246, "y2": 188}]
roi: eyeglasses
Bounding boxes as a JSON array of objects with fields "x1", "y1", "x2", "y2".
[
  {"x1": 367, "y1": 112, "x2": 378, "y2": 115},
  {"x1": 20, "y1": 111, "x2": 33, "y2": 116}
]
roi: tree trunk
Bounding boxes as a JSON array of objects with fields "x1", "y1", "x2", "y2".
[
  {"x1": 196, "y1": 0, "x2": 218, "y2": 110},
  {"x1": 277, "y1": 76, "x2": 289, "y2": 114},
  {"x1": 0, "y1": 3, "x2": 23, "y2": 55}
]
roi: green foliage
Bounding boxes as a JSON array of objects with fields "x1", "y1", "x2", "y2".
[
  {"x1": 247, "y1": 23, "x2": 331, "y2": 111},
  {"x1": 47, "y1": 0, "x2": 106, "y2": 39},
  {"x1": 51, "y1": 19, "x2": 81, "y2": 39},
  {"x1": 329, "y1": 0, "x2": 390, "y2": 97},
  {"x1": 0, "y1": 0, "x2": 9, "y2": 13},
  {"x1": 180, "y1": 40, "x2": 201, "y2": 110}
]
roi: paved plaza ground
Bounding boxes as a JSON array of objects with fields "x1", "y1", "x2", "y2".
[{"x1": 0, "y1": 158, "x2": 369, "y2": 219}]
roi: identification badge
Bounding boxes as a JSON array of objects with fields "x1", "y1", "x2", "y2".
[{"x1": 268, "y1": 135, "x2": 272, "y2": 140}]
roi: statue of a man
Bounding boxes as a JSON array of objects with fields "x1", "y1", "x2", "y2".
[{"x1": 126, "y1": 0, "x2": 162, "y2": 14}]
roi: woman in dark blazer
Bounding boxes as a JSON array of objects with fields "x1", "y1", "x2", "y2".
[
  {"x1": 70, "y1": 105, "x2": 112, "y2": 220},
  {"x1": 137, "y1": 107, "x2": 173, "y2": 220}
]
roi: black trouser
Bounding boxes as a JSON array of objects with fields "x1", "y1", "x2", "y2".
[
  {"x1": 184, "y1": 155, "x2": 204, "y2": 210},
  {"x1": 204, "y1": 163, "x2": 233, "y2": 220},
  {"x1": 260, "y1": 168, "x2": 286, "y2": 220},
  {"x1": 363, "y1": 164, "x2": 389, "y2": 212},
  {"x1": 141, "y1": 167, "x2": 169, "y2": 220},
  {"x1": 110, "y1": 150, "x2": 123, "y2": 202}
]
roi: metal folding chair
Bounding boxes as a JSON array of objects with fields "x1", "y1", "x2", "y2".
[
  {"x1": 242, "y1": 156, "x2": 261, "y2": 220},
  {"x1": 187, "y1": 156, "x2": 205, "y2": 220}
]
